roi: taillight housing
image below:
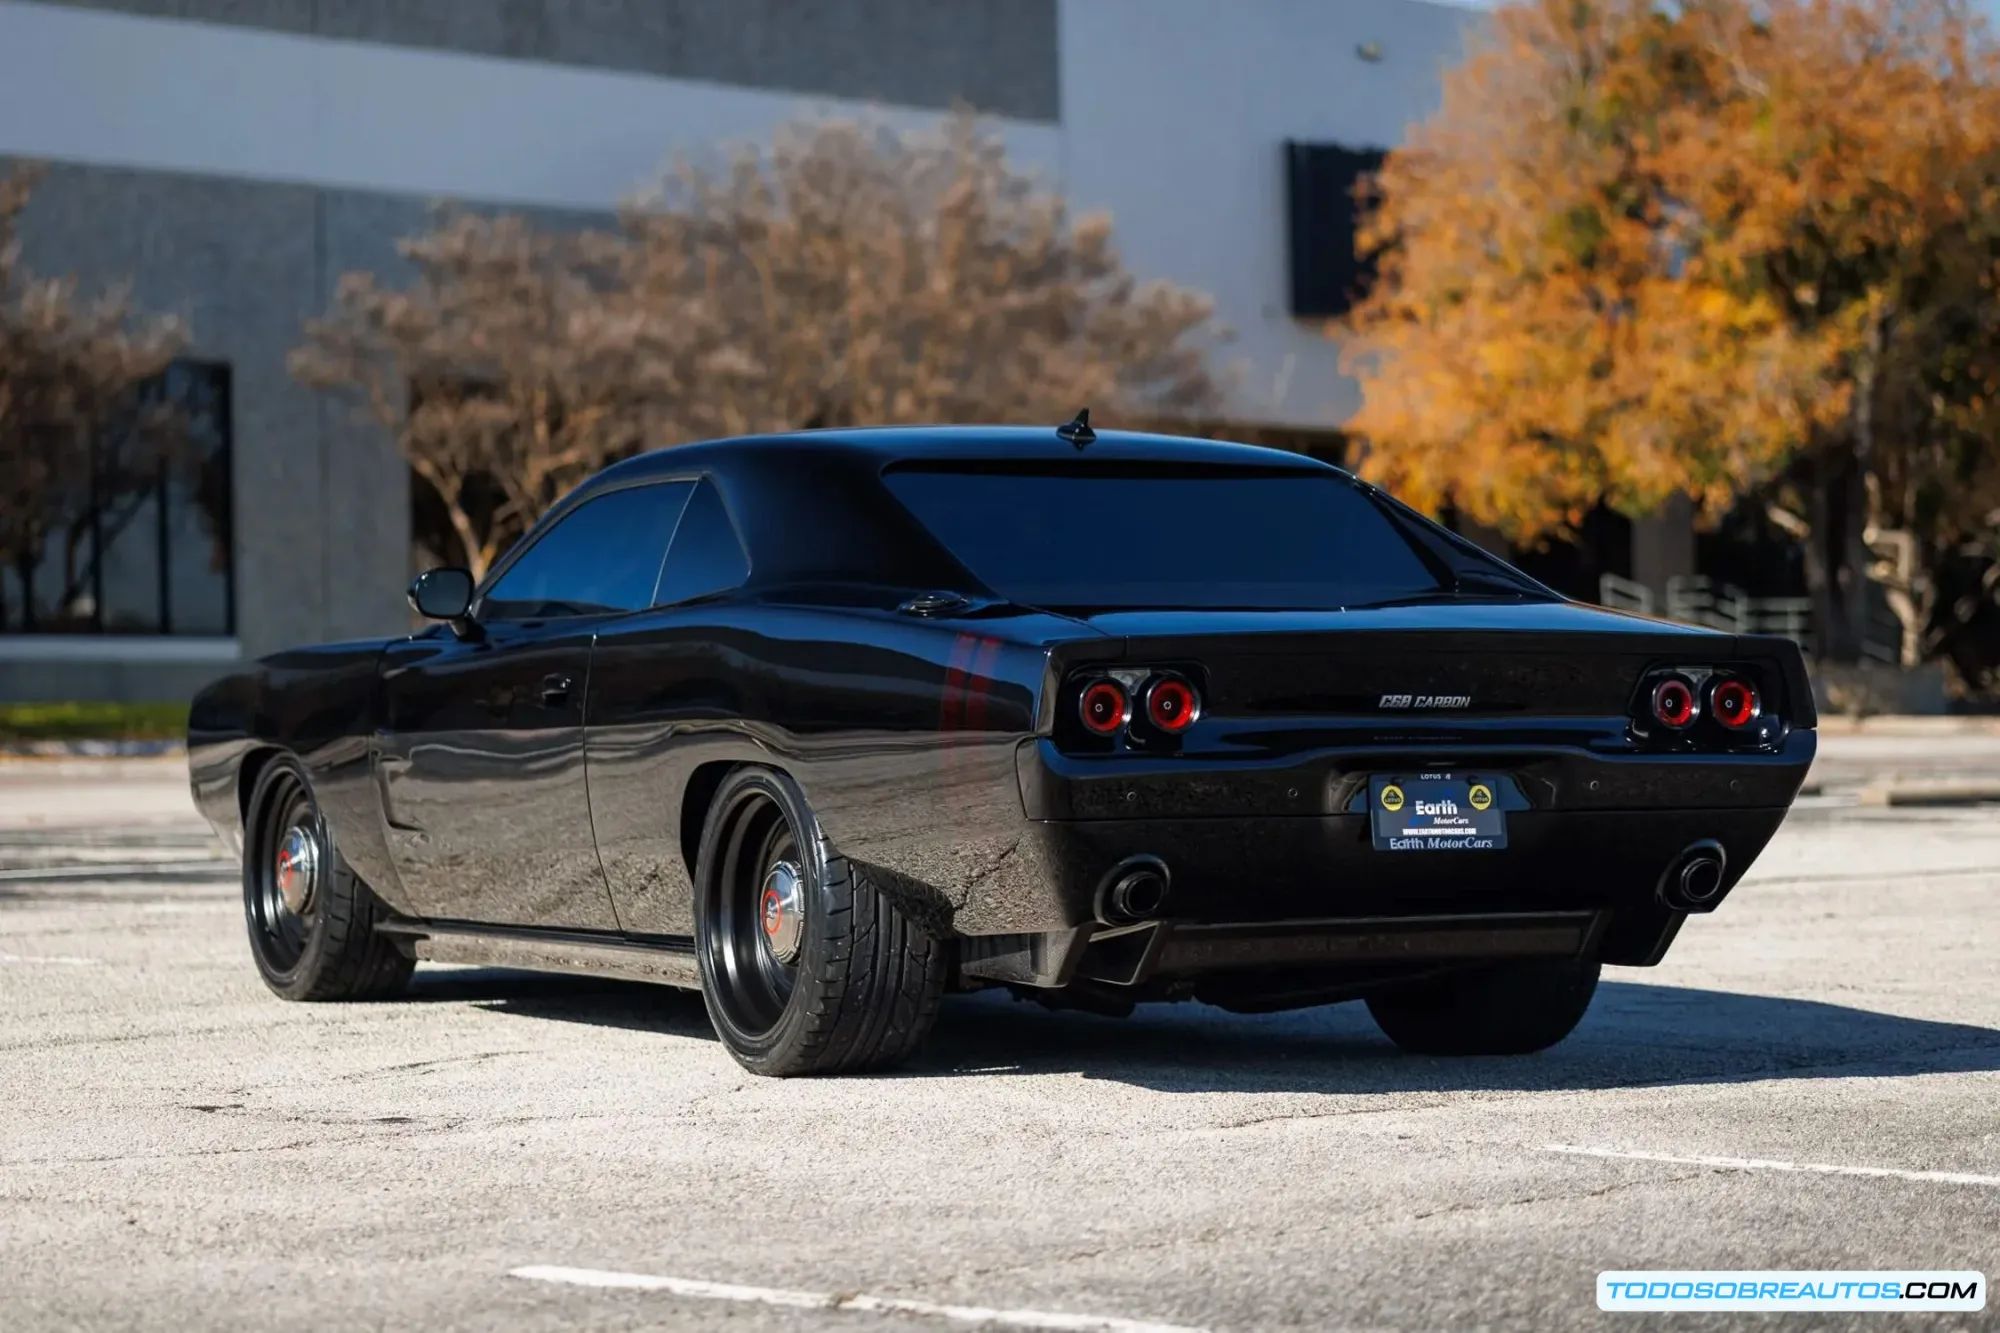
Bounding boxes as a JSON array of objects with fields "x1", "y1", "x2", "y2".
[
  {"x1": 1632, "y1": 664, "x2": 1780, "y2": 749},
  {"x1": 1651, "y1": 675, "x2": 1699, "y2": 730},
  {"x1": 1066, "y1": 668, "x2": 1203, "y2": 746},
  {"x1": 1710, "y1": 676, "x2": 1760, "y2": 730},
  {"x1": 1143, "y1": 674, "x2": 1200, "y2": 733},
  {"x1": 1079, "y1": 680, "x2": 1129, "y2": 735}
]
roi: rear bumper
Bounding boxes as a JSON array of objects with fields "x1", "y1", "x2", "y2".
[
  {"x1": 926, "y1": 733, "x2": 1810, "y2": 960},
  {"x1": 956, "y1": 908, "x2": 1626, "y2": 998},
  {"x1": 1097, "y1": 909, "x2": 1604, "y2": 980},
  {"x1": 1024, "y1": 806, "x2": 1791, "y2": 924}
]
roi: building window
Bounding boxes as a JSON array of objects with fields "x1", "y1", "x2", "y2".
[
  {"x1": 1284, "y1": 141, "x2": 1388, "y2": 319},
  {"x1": 0, "y1": 359, "x2": 234, "y2": 636}
]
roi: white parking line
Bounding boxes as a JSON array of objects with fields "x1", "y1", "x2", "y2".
[
  {"x1": 1545, "y1": 1144, "x2": 2000, "y2": 1189},
  {"x1": 509, "y1": 1265, "x2": 1209, "y2": 1333},
  {"x1": 0, "y1": 953, "x2": 101, "y2": 966}
]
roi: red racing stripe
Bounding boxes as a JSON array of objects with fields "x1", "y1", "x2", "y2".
[
  {"x1": 940, "y1": 631, "x2": 978, "y2": 732},
  {"x1": 960, "y1": 637, "x2": 1002, "y2": 733}
]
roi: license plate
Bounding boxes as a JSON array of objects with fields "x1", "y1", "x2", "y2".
[{"x1": 1369, "y1": 773, "x2": 1507, "y2": 851}]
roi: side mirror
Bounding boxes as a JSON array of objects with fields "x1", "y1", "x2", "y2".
[{"x1": 407, "y1": 567, "x2": 474, "y2": 622}]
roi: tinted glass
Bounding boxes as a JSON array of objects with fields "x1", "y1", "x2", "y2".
[
  {"x1": 0, "y1": 359, "x2": 233, "y2": 635},
  {"x1": 482, "y1": 482, "x2": 692, "y2": 620},
  {"x1": 880, "y1": 464, "x2": 1444, "y2": 610},
  {"x1": 654, "y1": 478, "x2": 751, "y2": 606}
]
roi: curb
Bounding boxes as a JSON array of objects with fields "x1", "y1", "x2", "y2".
[
  {"x1": 0, "y1": 740, "x2": 186, "y2": 759},
  {"x1": 1855, "y1": 781, "x2": 2000, "y2": 807},
  {"x1": 1817, "y1": 715, "x2": 2000, "y2": 736}
]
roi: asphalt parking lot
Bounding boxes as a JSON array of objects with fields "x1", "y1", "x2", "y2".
[{"x1": 2, "y1": 737, "x2": 1997, "y2": 1332}]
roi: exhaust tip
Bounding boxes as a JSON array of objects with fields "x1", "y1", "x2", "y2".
[
  {"x1": 1658, "y1": 840, "x2": 1729, "y2": 913},
  {"x1": 1096, "y1": 856, "x2": 1171, "y2": 927},
  {"x1": 1679, "y1": 857, "x2": 1723, "y2": 904}
]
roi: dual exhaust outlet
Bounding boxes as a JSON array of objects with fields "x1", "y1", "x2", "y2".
[
  {"x1": 1096, "y1": 842, "x2": 1727, "y2": 927},
  {"x1": 1658, "y1": 839, "x2": 1729, "y2": 913},
  {"x1": 1095, "y1": 855, "x2": 1170, "y2": 927}
]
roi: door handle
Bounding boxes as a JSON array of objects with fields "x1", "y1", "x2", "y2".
[{"x1": 540, "y1": 672, "x2": 574, "y2": 707}]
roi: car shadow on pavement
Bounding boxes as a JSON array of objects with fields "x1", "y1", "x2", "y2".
[
  {"x1": 412, "y1": 966, "x2": 2000, "y2": 1094},
  {"x1": 914, "y1": 981, "x2": 2000, "y2": 1094},
  {"x1": 405, "y1": 967, "x2": 719, "y2": 1039}
]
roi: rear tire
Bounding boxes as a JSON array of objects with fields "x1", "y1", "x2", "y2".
[
  {"x1": 1365, "y1": 959, "x2": 1600, "y2": 1056},
  {"x1": 693, "y1": 767, "x2": 946, "y2": 1076},
  {"x1": 243, "y1": 754, "x2": 413, "y2": 1002}
]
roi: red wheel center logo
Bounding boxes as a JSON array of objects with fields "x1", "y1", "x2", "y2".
[{"x1": 761, "y1": 888, "x2": 784, "y2": 937}]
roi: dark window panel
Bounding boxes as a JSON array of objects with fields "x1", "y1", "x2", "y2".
[
  {"x1": 1285, "y1": 141, "x2": 1387, "y2": 319},
  {"x1": 0, "y1": 357, "x2": 234, "y2": 637},
  {"x1": 481, "y1": 480, "x2": 693, "y2": 621},
  {"x1": 95, "y1": 470, "x2": 165, "y2": 633},
  {"x1": 881, "y1": 462, "x2": 1444, "y2": 611},
  {"x1": 165, "y1": 363, "x2": 236, "y2": 635}
]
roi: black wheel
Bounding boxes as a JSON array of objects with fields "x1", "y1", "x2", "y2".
[
  {"x1": 693, "y1": 767, "x2": 946, "y2": 1076},
  {"x1": 243, "y1": 754, "x2": 413, "y2": 1002},
  {"x1": 1365, "y1": 959, "x2": 1601, "y2": 1056}
]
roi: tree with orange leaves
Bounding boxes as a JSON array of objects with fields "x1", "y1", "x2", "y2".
[{"x1": 1342, "y1": 0, "x2": 2000, "y2": 663}]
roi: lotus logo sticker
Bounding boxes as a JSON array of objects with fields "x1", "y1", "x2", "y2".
[
  {"x1": 1469, "y1": 783, "x2": 1493, "y2": 811},
  {"x1": 1379, "y1": 784, "x2": 1405, "y2": 812}
]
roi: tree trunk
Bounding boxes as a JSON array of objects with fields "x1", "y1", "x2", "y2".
[
  {"x1": 13, "y1": 551, "x2": 38, "y2": 630},
  {"x1": 1801, "y1": 446, "x2": 1871, "y2": 663},
  {"x1": 1804, "y1": 313, "x2": 1887, "y2": 665}
]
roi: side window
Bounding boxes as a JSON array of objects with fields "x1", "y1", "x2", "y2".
[
  {"x1": 482, "y1": 482, "x2": 692, "y2": 620},
  {"x1": 654, "y1": 478, "x2": 751, "y2": 607}
]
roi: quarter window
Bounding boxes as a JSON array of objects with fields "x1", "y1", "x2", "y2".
[
  {"x1": 481, "y1": 482, "x2": 691, "y2": 620},
  {"x1": 654, "y1": 478, "x2": 750, "y2": 607}
]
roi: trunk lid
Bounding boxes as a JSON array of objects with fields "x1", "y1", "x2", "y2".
[{"x1": 1043, "y1": 601, "x2": 1784, "y2": 722}]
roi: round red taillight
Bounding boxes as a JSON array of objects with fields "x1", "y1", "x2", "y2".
[
  {"x1": 1079, "y1": 680, "x2": 1128, "y2": 735},
  {"x1": 1144, "y1": 676, "x2": 1199, "y2": 733},
  {"x1": 1651, "y1": 677, "x2": 1698, "y2": 730},
  {"x1": 1711, "y1": 677, "x2": 1760, "y2": 730}
]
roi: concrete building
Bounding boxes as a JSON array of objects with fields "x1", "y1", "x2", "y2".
[{"x1": 0, "y1": 0, "x2": 1567, "y2": 703}]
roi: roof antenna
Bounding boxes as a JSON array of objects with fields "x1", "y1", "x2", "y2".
[{"x1": 1056, "y1": 408, "x2": 1096, "y2": 450}]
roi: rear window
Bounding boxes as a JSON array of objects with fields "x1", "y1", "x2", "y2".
[{"x1": 879, "y1": 463, "x2": 1445, "y2": 610}]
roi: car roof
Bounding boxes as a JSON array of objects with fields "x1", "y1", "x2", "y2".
[
  {"x1": 592, "y1": 424, "x2": 1344, "y2": 484},
  {"x1": 506, "y1": 424, "x2": 1358, "y2": 603}
]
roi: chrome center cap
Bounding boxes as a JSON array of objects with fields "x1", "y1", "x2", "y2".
[
  {"x1": 758, "y1": 860, "x2": 805, "y2": 965},
  {"x1": 275, "y1": 827, "x2": 319, "y2": 915}
]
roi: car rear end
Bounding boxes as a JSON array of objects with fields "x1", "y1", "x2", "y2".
[
  {"x1": 1010, "y1": 609, "x2": 1813, "y2": 1000},
  {"x1": 876, "y1": 438, "x2": 1815, "y2": 1009}
]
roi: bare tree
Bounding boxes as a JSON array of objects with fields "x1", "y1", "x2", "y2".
[
  {"x1": 0, "y1": 164, "x2": 188, "y2": 631},
  {"x1": 292, "y1": 111, "x2": 1224, "y2": 578},
  {"x1": 612, "y1": 110, "x2": 1221, "y2": 439},
  {"x1": 291, "y1": 214, "x2": 686, "y2": 581}
]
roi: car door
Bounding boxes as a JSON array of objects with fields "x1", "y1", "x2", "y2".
[
  {"x1": 377, "y1": 480, "x2": 694, "y2": 930},
  {"x1": 585, "y1": 476, "x2": 755, "y2": 937}
]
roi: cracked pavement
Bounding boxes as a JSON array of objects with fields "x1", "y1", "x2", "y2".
[{"x1": 1, "y1": 755, "x2": 1998, "y2": 1331}]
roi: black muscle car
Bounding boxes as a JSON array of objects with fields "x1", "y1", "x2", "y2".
[{"x1": 188, "y1": 417, "x2": 1816, "y2": 1076}]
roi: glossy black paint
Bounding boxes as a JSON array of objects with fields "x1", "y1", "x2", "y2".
[
  {"x1": 188, "y1": 426, "x2": 1817, "y2": 996},
  {"x1": 376, "y1": 619, "x2": 611, "y2": 929}
]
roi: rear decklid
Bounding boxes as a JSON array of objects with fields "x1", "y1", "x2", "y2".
[{"x1": 1053, "y1": 602, "x2": 1809, "y2": 722}]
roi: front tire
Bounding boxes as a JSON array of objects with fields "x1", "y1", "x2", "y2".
[
  {"x1": 693, "y1": 767, "x2": 946, "y2": 1076},
  {"x1": 243, "y1": 755, "x2": 413, "y2": 1002},
  {"x1": 1365, "y1": 959, "x2": 1600, "y2": 1056}
]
